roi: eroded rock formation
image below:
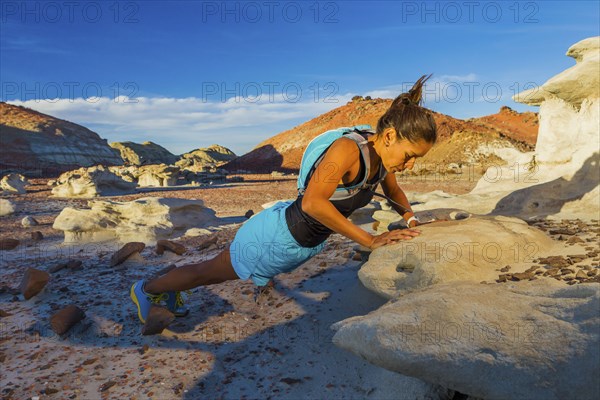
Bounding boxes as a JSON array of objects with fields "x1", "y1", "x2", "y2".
[{"x1": 52, "y1": 196, "x2": 220, "y2": 244}]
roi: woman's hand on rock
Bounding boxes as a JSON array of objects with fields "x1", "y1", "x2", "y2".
[{"x1": 368, "y1": 228, "x2": 421, "y2": 250}]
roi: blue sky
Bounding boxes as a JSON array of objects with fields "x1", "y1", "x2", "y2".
[{"x1": 1, "y1": 1, "x2": 598, "y2": 155}]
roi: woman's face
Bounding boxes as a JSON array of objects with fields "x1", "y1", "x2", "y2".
[{"x1": 380, "y1": 129, "x2": 433, "y2": 173}]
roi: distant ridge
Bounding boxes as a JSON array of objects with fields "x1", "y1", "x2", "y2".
[
  {"x1": 222, "y1": 97, "x2": 538, "y2": 173},
  {"x1": 0, "y1": 102, "x2": 123, "y2": 177}
]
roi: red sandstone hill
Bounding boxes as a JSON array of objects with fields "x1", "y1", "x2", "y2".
[{"x1": 222, "y1": 98, "x2": 538, "y2": 173}]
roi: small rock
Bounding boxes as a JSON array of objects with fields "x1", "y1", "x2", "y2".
[
  {"x1": 0, "y1": 238, "x2": 20, "y2": 251},
  {"x1": 21, "y1": 216, "x2": 39, "y2": 227},
  {"x1": 583, "y1": 274, "x2": 600, "y2": 283},
  {"x1": 142, "y1": 306, "x2": 174, "y2": 335},
  {"x1": 99, "y1": 380, "x2": 116, "y2": 392},
  {"x1": 50, "y1": 305, "x2": 86, "y2": 335},
  {"x1": 82, "y1": 357, "x2": 98, "y2": 365},
  {"x1": 48, "y1": 262, "x2": 67, "y2": 273},
  {"x1": 0, "y1": 310, "x2": 12, "y2": 318},
  {"x1": 549, "y1": 228, "x2": 577, "y2": 235},
  {"x1": 280, "y1": 377, "x2": 303, "y2": 385},
  {"x1": 110, "y1": 242, "x2": 145, "y2": 266},
  {"x1": 48, "y1": 260, "x2": 83, "y2": 273},
  {"x1": 352, "y1": 252, "x2": 363, "y2": 261},
  {"x1": 524, "y1": 265, "x2": 540, "y2": 273},
  {"x1": 30, "y1": 231, "x2": 43, "y2": 241},
  {"x1": 566, "y1": 236, "x2": 585, "y2": 244},
  {"x1": 372, "y1": 221, "x2": 380, "y2": 230},
  {"x1": 67, "y1": 260, "x2": 83, "y2": 271},
  {"x1": 139, "y1": 344, "x2": 150, "y2": 354},
  {"x1": 156, "y1": 240, "x2": 186, "y2": 256},
  {"x1": 511, "y1": 272, "x2": 534, "y2": 281},
  {"x1": 561, "y1": 268, "x2": 575, "y2": 275},
  {"x1": 19, "y1": 268, "x2": 50, "y2": 299},
  {"x1": 245, "y1": 209, "x2": 254, "y2": 219},
  {"x1": 538, "y1": 256, "x2": 569, "y2": 269},
  {"x1": 197, "y1": 235, "x2": 218, "y2": 251},
  {"x1": 500, "y1": 265, "x2": 511, "y2": 272},
  {"x1": 567, "y1": 254, "x2": 587, "y2": 264},
  {"x1": 576, "y1": 270, "x2": 588, "y2": 280}
]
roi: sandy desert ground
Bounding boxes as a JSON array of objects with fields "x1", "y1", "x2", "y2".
[{"x1": 1, "y1": 174, "x2": 597, "y2": 400}]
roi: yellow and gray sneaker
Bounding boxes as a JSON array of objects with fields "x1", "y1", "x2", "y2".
[
  {"x1": 130, "y1": 280, "x2": 168, "y2": 324},
  {"x1": 164, "y1": 290, "x2": 190, "y2": 318}
]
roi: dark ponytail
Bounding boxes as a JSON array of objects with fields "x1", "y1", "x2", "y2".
[{"x1": 376, "y1": 74, "x2": 437, "y2": 144}]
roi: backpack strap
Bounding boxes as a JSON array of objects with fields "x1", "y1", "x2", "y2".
[
  {"x1": 329, "y1": 129, "x2": 388, "y2": 200},
  {"x1": 297, "y1": 127, "x2": 388, "y2": 200}
]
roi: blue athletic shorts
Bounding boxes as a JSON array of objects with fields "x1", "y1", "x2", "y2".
[{"x1": 229, "y1": 200, "x2": 326, "y2": 286}]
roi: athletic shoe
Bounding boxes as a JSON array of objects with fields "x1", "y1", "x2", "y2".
[
  {"x1": 164, "y1": 290, "x2": 191, "y2": 317},
  {"x1": 130, "y1": 280, "x2": 168, "y2": 323}
]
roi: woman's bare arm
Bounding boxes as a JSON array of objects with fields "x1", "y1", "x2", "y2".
[
  {"x1": 380, "y1": 172, "x2": 416, "y2": 223},
  {"x1": 301, "y1": 138, "x2": 376, "y2": 248},
  {"x1": 302, "y1": 138, "x2": 421, "y2": 249}
]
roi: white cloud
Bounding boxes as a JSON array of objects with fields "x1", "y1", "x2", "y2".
[{"x1": 8, "y1": 94, "x2": 354, "y2": 155}]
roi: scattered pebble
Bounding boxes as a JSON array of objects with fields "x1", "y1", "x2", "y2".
[
  {"x1": 0, "y1": 238, "x2": 20, "y2": 250},
  {"x1": 30, "y1": 231, "x2": 44, "y2": 241},
  {"x1": 110, "y1": 242, "x2": 146, "y2": 266},
  {"x1": 99, "y1": 380, "x2": 116, "y2": 392},
  {"x1": 142, "y1": 306, "x2": 174, "y2": 335},
  {"x1": 156, "y1": 240, "x2": 186, "y2": 256},
  {"x1": 50, "y1": 305, "x2": 86, "y2": 335},
  {"x1": 19, "y1": 268, "x2": 50, "y2": 300}
]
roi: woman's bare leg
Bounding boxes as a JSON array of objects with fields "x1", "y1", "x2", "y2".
[{"x1": 144, "y1": 246, "x2": 239, "y2": 293}]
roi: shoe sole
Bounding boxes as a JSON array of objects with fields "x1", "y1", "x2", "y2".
[
  {"x1": 173, "y1": 309, "x2": 190, "y2": 318},
  {"x1": 130, "y1": 284, "x2": 146, "y2": 324}
]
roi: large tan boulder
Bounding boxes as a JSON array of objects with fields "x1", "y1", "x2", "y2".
[
  {"x1": 109, "y1": 141, "x2": 177, "y2": 166},
  {"x1": 358, "y1": 216, "x2": 557, "y2": 299},
  {"x1": 176, "y1": 144, "x2": 237, "y2": 172},
  {"x1": 52, "y1": 197, "x2": 220, "y2": 244},
  {"x1": 332, "y1": 280, "x2": 600, "y2": 400},
  {"x1": 51, "y1": 165, "x2": 137, "y2": 198},
  {"x1": 107, "y1": 165, "x2": 138, "y2": 182},
  {"x1": 0, "y1": 173, "x2": 29, "y2": 193},
  {"x1": 136, "y1": 164, "x2": 181, "y2": 187}
]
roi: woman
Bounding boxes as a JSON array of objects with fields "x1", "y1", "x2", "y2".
[{"x1": 130, "y1": 75, "x2": 437, "y2": 323}]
